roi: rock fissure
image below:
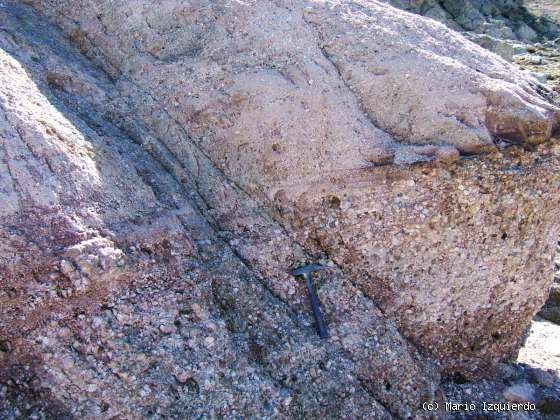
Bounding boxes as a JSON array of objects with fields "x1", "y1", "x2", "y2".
[
  {"x1": 2, "y1": 1, "x2": 560, "y2": 418},
  {"x1": 47, "y1": 25, "x2": 392, "y2": 351},
  {"x1": 1, "y1": 11, "x2": 427, "y2": 416}
]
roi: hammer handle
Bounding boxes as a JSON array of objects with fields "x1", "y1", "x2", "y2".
[{"x1": 304, "y1": 274, "x2": 329, "y2": 339}]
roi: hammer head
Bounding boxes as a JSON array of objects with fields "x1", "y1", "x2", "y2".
[{"x1": 291, "y1": 263, "x2": 333, "y2": 276}]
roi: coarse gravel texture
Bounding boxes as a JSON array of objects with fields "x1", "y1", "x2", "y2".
[
  {"x1": 19, "y1": 0, "x2": 560, "y2": 376},
  {"x1": 0, "y1": 0, "x2": 559, "y2": 419}
]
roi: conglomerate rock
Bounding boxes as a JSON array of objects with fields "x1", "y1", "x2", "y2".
[{"x1": 0, "y1": 0, "x2": 559, "y2": 418}]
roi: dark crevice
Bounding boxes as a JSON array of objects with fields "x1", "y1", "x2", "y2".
[
  {"x1": 356, "y1": 376, "x2": 397, "y2": 417},
  {"x1": 0, "y1": 133, "x2": 23, "y2": 203},
  {"x1": 61, "y1": 15, "x2": 405, "y2": 410}
]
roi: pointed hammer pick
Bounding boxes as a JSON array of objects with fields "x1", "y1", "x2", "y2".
[{"x1": 292, "y1": 264, "x2": 333, "y2": 339}]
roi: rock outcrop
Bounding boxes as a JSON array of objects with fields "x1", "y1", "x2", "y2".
[
  {"x1": 539, "y1": 248, "x2": 560, "y2": 324},
  {"x1": 1, "y1": 0, "x2": 559, "y2": 417},
  {"x1": 387, "y1": 0, "x2": 560, "y2": 42},
  {"x1": 385, "y1": 0, "x2": 560, "y2": 62}
]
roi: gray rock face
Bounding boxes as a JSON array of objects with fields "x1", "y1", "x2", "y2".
[
  {"x1": 386, "y1": 0, "x2": 560, "y2": 42},
  {"x1": 503, "y1": 383, "x2": 537, "y2": 404},
  {"x1": 539, "y1": 269, "x2": 560, "y2": 324},
  {"x1": 0, "y1": 0, "x2": 559, "y2": 417},
  {"x1": 385, "y1": 0, "x2": 560, "y2": 61}
]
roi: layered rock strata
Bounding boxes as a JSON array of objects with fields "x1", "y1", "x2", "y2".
[{"x1": 1, "y1": 0, "x2": 559, "y2": 417}]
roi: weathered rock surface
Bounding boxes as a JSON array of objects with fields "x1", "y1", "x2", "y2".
[
  {"x1": 538, "y1": 262, "x2": 560, "y2": 324},
  {"x1": 385, "y1": 0, "x2": 560, "y2": 63},
  {"x1": 387, "y1": 0, "x2": 560, "y2": 42},
  {"x1": 1, "y1": 2, "x2": 439, "y2": 417},
  {"x1": 0, "y1": 0, "x2": 559, "y2": 417}
]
